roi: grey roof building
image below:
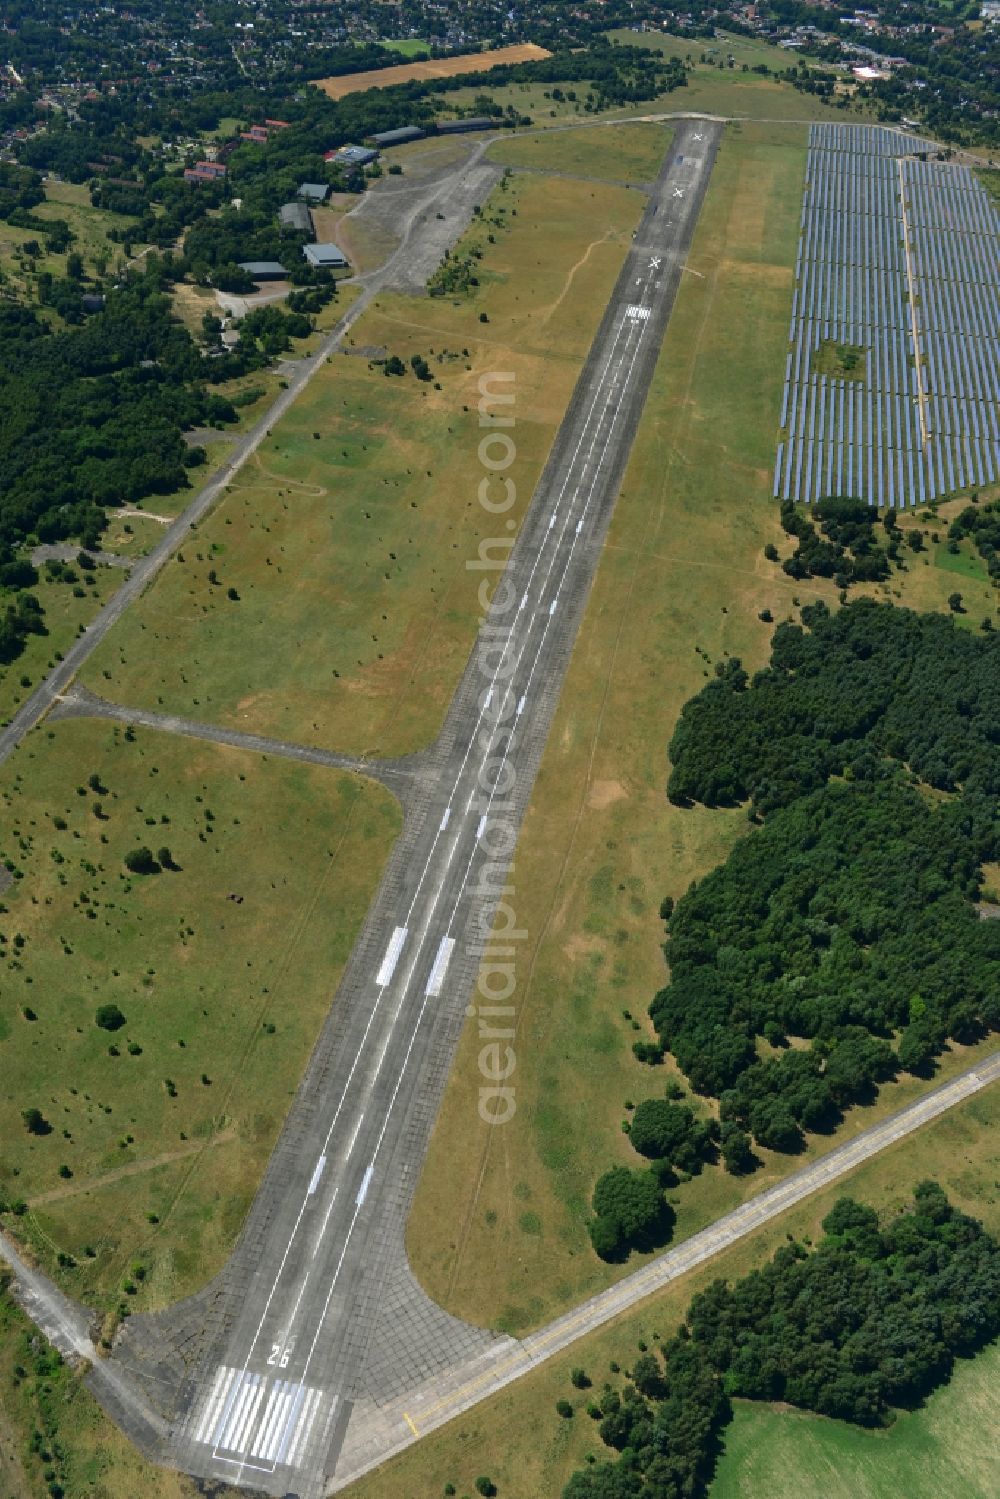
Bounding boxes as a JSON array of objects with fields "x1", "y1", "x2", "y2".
[
  {"x1": 333, "y1": 144, "x2": 378, "y2": 167},
  {"x1": 303, "y1": 242, "x2": 349, "y2": 269},
  {"x1": 238, "y1": 260, "x2": 288, "y2": 281},
  {"x1": 367, "y1": 125, "x2": 426, "y2": 148},
  {"x1": 298, "y1": 182, "x2": 330, "y2": 202},
  {"x1": 279, "y1": 201, "x2": 313, "y2": 233},
  {"x1": 436, "y1": 117, "x2": 496, "y2": 134}
]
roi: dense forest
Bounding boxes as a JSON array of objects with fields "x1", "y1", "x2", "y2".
[
  {"x1": 565, "y1": 1184, "x2": 1000, "y2": 1499},
  {"x1": 585, "y1": 601, "x2": 1000, "y2": 1259},
  {"x1": 651, "y1": 600, "x2": 1000, "y2": 1155}
]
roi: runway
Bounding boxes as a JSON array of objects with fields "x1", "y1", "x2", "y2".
[{"x1": 114, "y1": 118, "x2": 723, "y2": 1497}]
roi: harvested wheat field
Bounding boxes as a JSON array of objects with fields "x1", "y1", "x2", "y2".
[{"x1": 315, "y1": 42, "x2": 550, "y2": 99}]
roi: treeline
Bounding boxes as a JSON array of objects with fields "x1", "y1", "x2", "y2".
[
  {"x1": 565, "y1": 1184, "x2": 1000, "y2": 1499},
  {"x1": 667, "y1": 599, "x2": 1000, "y2": 811},
  {"x1": 648, "y1": 600, "x2": 1000, "y2": 1158}
]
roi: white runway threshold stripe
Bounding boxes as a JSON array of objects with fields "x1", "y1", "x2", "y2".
[
  {"x1": 425, "y1": 935, "x2": 455, "y2": 997},
  {"x1": 375, "y1": 926, "x2": 408, "y2": 987},
  {"x1": 307, "y1": 1155, "x2": 326, "y2": 1196},
  {"x1": 190, "y1": 1365, "x2": 330, "y2": 1474}
]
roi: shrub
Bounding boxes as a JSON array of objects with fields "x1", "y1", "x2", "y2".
[{"x1": 22, "y1": 1107, "x2": 50, "y2": 1135}]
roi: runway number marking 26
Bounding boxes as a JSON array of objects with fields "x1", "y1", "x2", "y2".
[{"x1": 267, "y1": 1342, "x2": 294, "y2": 1369}]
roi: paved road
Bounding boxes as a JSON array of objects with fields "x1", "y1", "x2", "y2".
[
  {"x1": 107, "y1": 118, "x2": 724, "y2": 1499},
  {"x1": 31, "y1": 544, "x2": 132, "y2": 571}
]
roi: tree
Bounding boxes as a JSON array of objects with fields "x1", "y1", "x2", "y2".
[
  {"x1": 95, "y1": 1003, "x2": 126, "y2": 1032},
  {"x1": 630, "y1": 1352, "x2": 666, "y2": 1398},
  {"x1": 124, "y1": 846, "x2": 158, "y2": 874},
  {"x1": 948, "y1": 591, "x2": 964, "y2": 612},
  {"x1": 157, "y1": 845, "x2": 176, "y2": 870},
  {"x1": 627, "y1": 1098, "x2": 715, "y2": 1171},
  {"x1": 565, "y1": 1185, "x2": 1000, "y2": 1499},
  {"x1": 21, "y1": 1107, "x2": 50, "y2": 1135},
  {"x1": 588, "y1": 1215, "x2": 621, "y2": 1261},
  {"x1": 897, "y1": 1017, "x2": 941, "y2": 1075},
  {"x1": 720, "y1": 1124, "x2": 755, "y2": 1175},
  {"x1": 748, "y1": 1100, "x2": 802, "y2": 1154},
  {"x1": 590, "y1": 1167, "x2": 668, "y2": 1259}
]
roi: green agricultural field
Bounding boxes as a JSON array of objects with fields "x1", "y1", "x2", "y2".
[
  {"x1": 487, "y1": 120, "x2": 671, "y2": 183},
  {"x1": 379, "y1": 37, "x2": 429, "y2": 57},
  {"x1": 352, "y1": 1081, "x2": 1000, "y2": 1499},
  {"x1": 713, "y1": 1342, "x2": 1000, "y2": 1499},
  {"x1": 82, "y1": 171, "x2": 647, "y2": 757},
  {"x1": 406, "y1": 119, "x2": 1000, "y2": 1335},
  {"x1": 0, "y1": 718, "x2": 400, "y2": 1310}
]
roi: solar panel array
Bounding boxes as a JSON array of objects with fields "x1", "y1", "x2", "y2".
[{"x1": 773, "y1": 124, "x2": 1000, "y2": 508}]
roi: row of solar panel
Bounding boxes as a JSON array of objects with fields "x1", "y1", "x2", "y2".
[
  {"x1": 774, "y1": 124, "x2": 1000, "y2": 507},
  {"x1": 808, "y1": 123, "x2": 931, "y2": 156},
  {"x1": 774, "y1": 430, "x2": 1000, "y2": 507},
  {"x1": 782, "y1": 375, "x2": 1000, "y2": 448}
]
